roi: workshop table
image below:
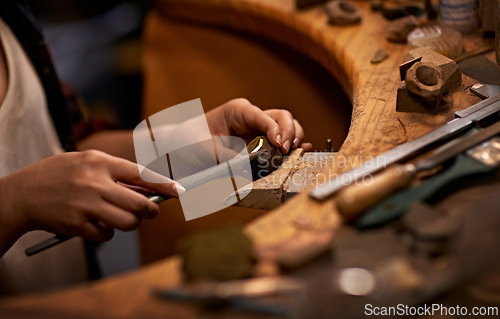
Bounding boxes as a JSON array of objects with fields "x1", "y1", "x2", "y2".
[{"x1": 0, "y1": 0, "x2": 495, "y2": 318}]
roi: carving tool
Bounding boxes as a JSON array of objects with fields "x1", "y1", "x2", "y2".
[
  {"x1": 309, "y1": 93, "x2": 500, "y2": 200},
  {"x1": 26, "y1": 139, "x2": 270, "y2": 256},
  {"x1": 336, "y1": 121, "x2": 500, "y2": 220},
  {"x1": 357, "y1": 135, "x2": 500, "y2": 229}
]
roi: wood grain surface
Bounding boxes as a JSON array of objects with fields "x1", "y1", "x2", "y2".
[
  {"x1": 0, "y1": 0, "x2": 493, "y2": 317},
  {"x1": 230, "y1": 148, "x2": 305, "y2": 210}
]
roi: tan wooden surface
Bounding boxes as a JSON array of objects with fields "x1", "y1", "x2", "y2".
[
  {"x1": 0, "y1": 0, "x2": 492, "y2": 318},
  {"x1": 230, "y1": 148, "x2": 305, "y2": 210},
  {"x1": 147, "y1": 0, "x2": 485, "y2": 249}
]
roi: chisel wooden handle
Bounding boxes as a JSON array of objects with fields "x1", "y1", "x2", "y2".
[
  {"x1": 357, "y1": 155, "x2": 496, "y2": 229},
  {"x1": 336, "y1": 164, "x2": 416, "y2": 221}
]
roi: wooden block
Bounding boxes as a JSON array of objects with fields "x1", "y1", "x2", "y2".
[
  {"x1": 228, "y1": 148, "x2": 305, "y2": 210},
  {"x1": 285, "y1": 152, "x2": 336, "y2": 197},
  {"x1": 407, "y1": 47, "x2": 462, "y2": 93},
  {"x1": 405, "y1": 61, "x2": 444, "y2": 108},
  {"x1": 396, "y1": 82, "x2": 440, "y2": 114}
]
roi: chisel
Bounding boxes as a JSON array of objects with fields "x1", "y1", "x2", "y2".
[
  {"x1": 336, "y1": 121, "x2": 500, "y2": 220},
  {"x1": 26, "y1": 144, "x2": 268, "y2": 256},
  {"x1": 357, "y1": 135, "x2": 500, "y2": 229},
  {"x1": 309, "y1": 93, "x2": 500, "y2": 200}
]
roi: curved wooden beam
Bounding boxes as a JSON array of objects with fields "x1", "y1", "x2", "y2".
[{"x1": 154, "y1": 0, "x2": 480, "y2": 248}]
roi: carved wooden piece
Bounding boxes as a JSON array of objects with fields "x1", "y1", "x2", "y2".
[
  {"x1": 398, "y1": 47, "x2": 461, "y2": 113},
  {"x1": 404, "y1": 61, "x2": 445, "y2": 111},
  {"x1": 405, "y1": 62, "x2": 444, "y2": 98},
  {"x1": 397, "y1": 82, "x2": 441, "y2": 113},
  {"x1": 407, "y1": 47, "x2": 462, "y2": 93},
  {"x1": 230, "y1": 148, "x2": 304, "y2": 210},
  {"x1": 325, "y1": 0, "x2": 362, "y2": 25}
]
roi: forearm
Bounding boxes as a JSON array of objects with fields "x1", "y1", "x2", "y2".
[
  {"x1": 76, "y1": 130, "x2": 136, "y2": 162},
  {"x1": 0, "y1": 175, "x2": 29, "y2": 257}
]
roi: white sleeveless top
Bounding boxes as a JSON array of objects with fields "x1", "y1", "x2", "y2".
[{"x1": 0, "y1": 18, "x2": 86, "y2": 295}]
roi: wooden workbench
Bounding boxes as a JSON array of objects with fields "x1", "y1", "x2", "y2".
[{"x1": 0, "y1": 0, "x2": 492, "y2": 318}]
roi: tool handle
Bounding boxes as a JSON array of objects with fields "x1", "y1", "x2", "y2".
[
  {"x1": 336, "y1": 164, "x2": 416, "y2": 221},
  {"x1": 24, "y1": 194, "x2": 168, "y2": 256},
  {"x1": 357, "y1": 155, "x2": 495, "y2": 229}
]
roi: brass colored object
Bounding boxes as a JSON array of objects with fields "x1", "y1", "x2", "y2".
[{"x1": 247, "y1": 136, "x2": 283, "y2": 180}]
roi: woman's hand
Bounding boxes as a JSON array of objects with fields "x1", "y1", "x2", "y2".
[
  {"x1": 206, "y1": 98, "x2": 313, "y2": 155},
  {"x1": 0, "y1": 150, "x2": 183, "y2": 255}
]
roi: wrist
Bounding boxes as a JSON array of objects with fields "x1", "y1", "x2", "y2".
[{"x1": 0, "y1": 175, "x2": 30, "y2": 248}]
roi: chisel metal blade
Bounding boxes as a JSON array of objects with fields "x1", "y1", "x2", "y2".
[{"x1": 310, "y1": 93, "x2": 500, "y2": 200}]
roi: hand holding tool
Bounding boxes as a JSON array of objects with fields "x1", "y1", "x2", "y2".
[{"x1": 26, "y1": 138, "x2": 271, "y2": 256}]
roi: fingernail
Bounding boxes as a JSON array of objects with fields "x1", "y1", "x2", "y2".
[
  {"x1": 293, "y1": 137, "x2": 299, "y2": 148},
  {"x1": 174, "y1": 182, "x2": 186, "y2": 197},
  {"x1": 283, "y1": 140, "x2": 291, "y2": 154},
  {"x1": 276, "y1": 134, "x2": 282, "y2": 147}
]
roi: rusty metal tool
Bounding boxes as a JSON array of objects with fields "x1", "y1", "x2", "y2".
[
  {"x1": 26, "y1": 140, "x2": 270, "y2": 256},
  {"x1": 336, "y1": 121, "x2": 500, "y2": 220},
  {"x1": 309, "y1": 93, "x2": 500, "y2": 200}
]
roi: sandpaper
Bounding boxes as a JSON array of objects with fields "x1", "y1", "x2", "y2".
[{"x1": 458, "y1": 55, "x2": 500, "y2": 86}]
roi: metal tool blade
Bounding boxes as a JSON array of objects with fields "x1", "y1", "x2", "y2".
[
  {"x1": 417, "y1": 121, "x2": 500, "y2": 171},
  {"x1": 358, "y1": 136, "x2": 500, "y2": 229},
  {"x1": 309, "y1": 118, "x2": 473, "y2": 200},
  {"x1": 310, "y1": 93, "x2": 500, "y2": 200},
  {"x1": 26, "y1": 149, "x2": 266, "y2": 256},
  {"x1": 455, "y1": 92, "x2": 500, "y2": 118}
]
